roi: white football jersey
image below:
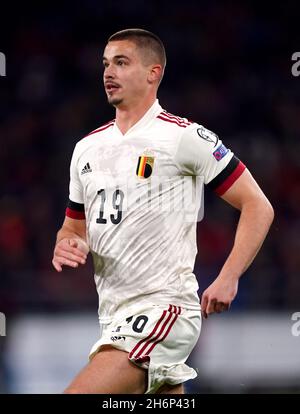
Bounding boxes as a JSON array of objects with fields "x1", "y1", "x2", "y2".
[{"x1": 66, "y1": 100, "x2": 245, "y2": 323}]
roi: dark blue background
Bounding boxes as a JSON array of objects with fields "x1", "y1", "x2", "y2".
[{"x1": 0, "y1": 0, "x2": 299, "y2": 316}]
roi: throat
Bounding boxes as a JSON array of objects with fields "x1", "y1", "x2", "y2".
[
  {"x1": 116, "y1": 120, "x2": 136, "y2": 135},
  {"x1": 115, "y1": 112, "x2": 141, "y2": 135},
  {"x1": 115, "y1": 99, "x2": 156, "y2": 135}
]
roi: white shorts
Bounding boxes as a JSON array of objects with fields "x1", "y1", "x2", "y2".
[{"x1": 89, "y1": 303, "x2": 201, "y2": 394}]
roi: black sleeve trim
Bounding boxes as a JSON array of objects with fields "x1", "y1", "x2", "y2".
[
  {"x1": 207, "y1": 155, "x2": 240, "y2": 191},
  {"x1": 67, "y1": 199, "x2": 85, "y2": 212}
]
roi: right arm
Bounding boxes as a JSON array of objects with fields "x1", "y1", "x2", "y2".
[
  {"x1": 53, "y1": 140, "x2": 89, "y2": 272},
  {"x1": 52, "y1": 216, "x2": 89, "y2": 272}
]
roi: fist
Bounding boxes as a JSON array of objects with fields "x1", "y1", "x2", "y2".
[{"x1": 200, "y1": 276, "x2": 238, "y2": 319}]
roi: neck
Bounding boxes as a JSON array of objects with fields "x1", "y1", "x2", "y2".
[{"x1": 115, "y1": 96, "x2": 157, "y2": 135}]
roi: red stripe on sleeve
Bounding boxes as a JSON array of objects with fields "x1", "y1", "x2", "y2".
[
  {"x1": 215, "y1": 161, "x2": 246, "y2": 196},
  {"x1": 65, "y1": 207, "x2": 85, "y2": 220}
]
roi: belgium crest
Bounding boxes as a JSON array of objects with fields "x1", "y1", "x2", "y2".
[{"x1": 136, "y1": 149, "x2": 155, "y2": 179}]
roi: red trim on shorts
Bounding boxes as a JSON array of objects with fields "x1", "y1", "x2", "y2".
[
  {"x1": 129, "y1": 306, "x2": 170, "y2": 359},
  {"x1": 144, "y1": 312, "x2": 179, "y2": 355},
  {"x1": 134, "y1": 311, "x2": 173, "y2": 358},
  {"x1": 134, "y1": 355, "x2": 150, "y2": 364},
  {"x1": 129, "y1": 304, "x2": 181, "y2": 360}
]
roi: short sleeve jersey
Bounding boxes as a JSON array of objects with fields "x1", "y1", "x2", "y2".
[{"x1": 66, "y1": 100, "x2": 245, "y2": 323}]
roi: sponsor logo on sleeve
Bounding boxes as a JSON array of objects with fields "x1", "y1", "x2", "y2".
[{"x1": 213, "y1": 144, "x2": 229, "y2": 161}]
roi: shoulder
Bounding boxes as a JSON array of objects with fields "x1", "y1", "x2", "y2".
[
  {"x1": 76, "y1": 119, "x2": 115, "y2": 146},
  {"x1": 83, "y1": 119, "x2": 115, "y2": 139},
  {"x1": 156, "y1": 110, "x2": 194, "y2": 130},
  {"x1": 156, "y1": 111, "x2": 218, "y2": 145},
  {"x1": 156, "y1": 110, "x2": 220, "y2": 148},
  {"x1": 181, "y1": 123, "x2": 220, "y2": 148},
  {"x1": 71, "y1": 119, "x2": 115, "y2": 159}
]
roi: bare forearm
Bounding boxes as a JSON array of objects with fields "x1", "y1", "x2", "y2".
[
  {"x1": 219, "y1": 198, "x2": 274, "y2": 281},
  {"x1": 201, "y1": 169, "x2": 274, "y2": 318}
]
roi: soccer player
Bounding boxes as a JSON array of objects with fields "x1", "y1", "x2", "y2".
[{"x1": 52, "y1": 29, "x2": 274, "y2": 394}]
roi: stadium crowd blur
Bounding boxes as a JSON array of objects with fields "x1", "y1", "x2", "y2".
[{"x1": 0, "y1": 1, "x2": 299, "y2": 320}]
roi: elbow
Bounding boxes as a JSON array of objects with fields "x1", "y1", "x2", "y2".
[
  {"x1": 244, "y1": 195, "x2": 274, "y2": 227},
  {"x1": 262, "y1": 197, "x2": 274, "y2": 227}
]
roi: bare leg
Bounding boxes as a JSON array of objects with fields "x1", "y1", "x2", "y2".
[
  {"x1": 156, "y1": 383, "x2": 184, "y2": 394},
  {"x1": 64, "y1": 345, "x2": 147, "y2": 394}
]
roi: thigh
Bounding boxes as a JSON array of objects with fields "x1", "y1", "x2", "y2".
[{"x1": 64, "y1": 345, "x2": 147, "y2": 394}]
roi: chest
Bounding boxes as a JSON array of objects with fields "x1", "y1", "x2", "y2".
[{"x1": 78, "y1": 132, "x2": 179, "y2": 189}]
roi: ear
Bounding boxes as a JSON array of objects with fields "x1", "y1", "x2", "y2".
[{"x1": 147, "y1": 64, "x2": 163, "y2": 84}]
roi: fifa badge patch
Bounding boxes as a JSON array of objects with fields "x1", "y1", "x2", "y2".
[
  {"x1": 213, "y1": 144, "x2": 229, "y2": 161},
  {"x1": 136, "y1": 150, "x2": 155, "y2": 179}
]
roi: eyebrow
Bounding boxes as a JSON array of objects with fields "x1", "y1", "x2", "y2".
[{"x1": 102, "y1": 55, "x2": 131, "y2": 62}]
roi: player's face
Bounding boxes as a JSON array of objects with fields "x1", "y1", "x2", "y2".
[{"x1": 103, "y1": 40, "x2": 151, "y2": 108}]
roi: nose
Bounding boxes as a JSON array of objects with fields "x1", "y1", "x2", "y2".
[{"x1": 104, "y1": 64, "x2": 115, "y2": 80}]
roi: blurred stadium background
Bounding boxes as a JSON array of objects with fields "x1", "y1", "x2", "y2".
[{"x1": 0, "y1": 0, "x2": 300, "y2": 393}]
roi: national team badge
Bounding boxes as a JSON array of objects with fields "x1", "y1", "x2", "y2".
[{"x1": 136, "y1": 150, "x2": 155, "y2": 179}]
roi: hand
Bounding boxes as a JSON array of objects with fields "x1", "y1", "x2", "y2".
[
  {"x1": 52, "y1": 238, "x2": 89, "y2": 272},
  {"x1": 200, "y1": 275, "x2": 238, "y2": 319}
]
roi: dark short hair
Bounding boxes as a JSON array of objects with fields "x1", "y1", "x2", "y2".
[{"x1": 108, "y1": 28, "x2": 166, "y2": 72}]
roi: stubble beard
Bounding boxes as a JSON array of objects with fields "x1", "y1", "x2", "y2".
[{"x1": 107, "y1": 96, "x2": 123, "y2": 107}]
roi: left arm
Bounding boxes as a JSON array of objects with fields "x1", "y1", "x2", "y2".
[{"x1": 200, "y1": 168, "x2": 274, "y2": 318}]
